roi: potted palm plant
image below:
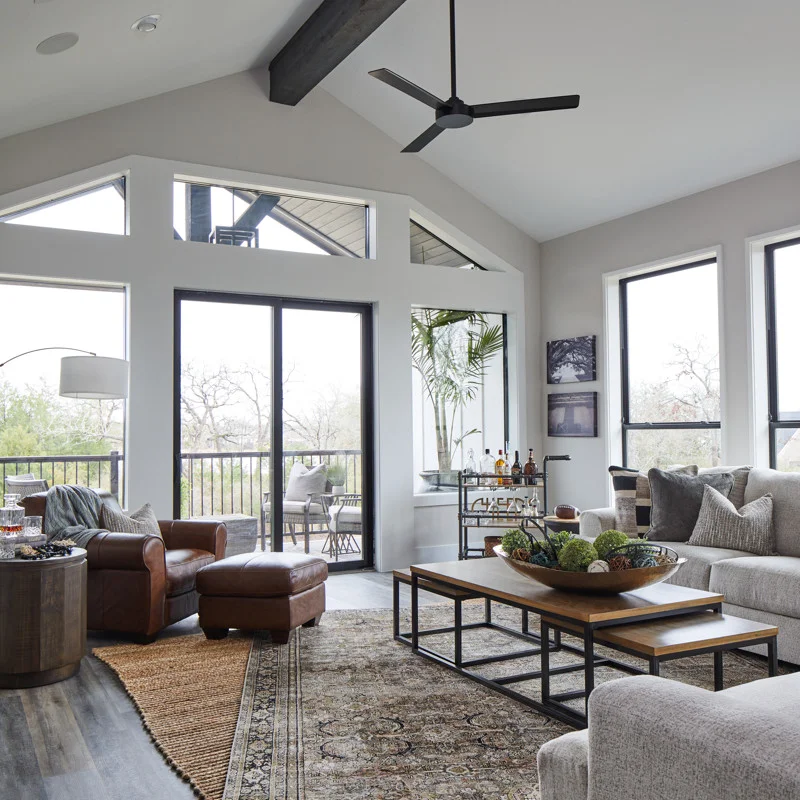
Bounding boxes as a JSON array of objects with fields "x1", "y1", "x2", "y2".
[{"x1": 412, "y1": 309, "x2": 504, "y2": 490}]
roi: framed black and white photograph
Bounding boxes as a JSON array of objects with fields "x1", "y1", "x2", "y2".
[
  {"x1": 546, "y1": 335, "x2": 596, "y2": 384},
  {"x1": 548, "y1": 392, "x2": 598, "y2": 438}
]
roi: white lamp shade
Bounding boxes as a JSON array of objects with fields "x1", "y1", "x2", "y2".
[{"x1": 59, "y1": 356, "x2": 129, "y2": 399}]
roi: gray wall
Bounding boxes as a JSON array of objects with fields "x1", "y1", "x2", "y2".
[{"x1": 540, "y1": 158, "x2": 800, "y2": 512}]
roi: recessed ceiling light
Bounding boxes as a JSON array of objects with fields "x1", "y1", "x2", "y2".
[
  {"x1": 132, "y1": 14, "x2": 160, "y2": 33},
  {"x1": 36, "y1": 32, "x2": 79, "y2": 55}
]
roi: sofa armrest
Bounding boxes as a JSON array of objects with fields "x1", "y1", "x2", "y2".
[
  {"x1": 537, "y1": 730, "x2": 588, "y2": 800},
  {"x1": 579, "y1": 506, "x2": 616, "y2": 539},
  {"x1": 86, "y1": 531, "x2": 166, "y2": 571},
  {"x1": 159, "y1": 520, "x2": 227, "y2": 560},
  {"x1": 587, "y1": 676, "x2": 800, "y2": 800}
]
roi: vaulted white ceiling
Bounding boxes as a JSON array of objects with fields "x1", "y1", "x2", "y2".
[{"x1": 4, "y1": 0, "x2": 800, "y2": 241}]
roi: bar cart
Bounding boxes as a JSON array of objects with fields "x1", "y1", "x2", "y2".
[{"x1": 457, "y1": 454, "x2": 571, "y2": 560}]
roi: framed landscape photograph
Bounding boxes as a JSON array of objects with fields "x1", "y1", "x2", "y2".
[
  {"x1": 548, "y1": 392, "x2": 598, "y2": 438},
  {"x1": 546, "y1": 335, "x2": 596, "y2": 384}
]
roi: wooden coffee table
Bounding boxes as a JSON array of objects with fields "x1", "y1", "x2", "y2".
[
  {"x1": 406, "y1": 558, "x2": 727, "y2": 727},
  {"x1": 542, "y1": 612, "x2": 778, "y2": 694}
]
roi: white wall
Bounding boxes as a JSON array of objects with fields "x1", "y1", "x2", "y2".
[
  {"x1": 540, "y1": 158, "x2": 800, "y2": 513},
  {"x1": 0, "y1": 72, "x2": 541, "y2": 570}
]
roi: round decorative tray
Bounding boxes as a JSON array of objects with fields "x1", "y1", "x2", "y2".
[{"x1": 494, "y1": 545, "x2": 685, "y2": 595}]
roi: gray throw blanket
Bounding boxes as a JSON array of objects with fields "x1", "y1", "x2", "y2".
[{"x1": 44, "y1": 485, "x2": 108, "y2": 548}]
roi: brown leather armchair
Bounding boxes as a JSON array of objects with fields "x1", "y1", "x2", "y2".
[{"x1": 22, "y1": 489, "x2": 227, "y2": 643}]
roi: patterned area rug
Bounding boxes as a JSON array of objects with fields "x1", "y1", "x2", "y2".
[
  {"x1": 96, "y1": 604, "x2": 787, "y2": 800},
  {"x1": 224, "y1": 603, "x2": 784, "y2": 799}
]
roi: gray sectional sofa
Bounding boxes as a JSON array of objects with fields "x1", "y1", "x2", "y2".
[
  {"x1": 581, "y1": 467, "x2": 800, "y2": 664},
  {"x1": 537, "y1": 672, "x2": 800, "y2": 800}
]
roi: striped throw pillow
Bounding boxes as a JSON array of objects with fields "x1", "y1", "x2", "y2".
[
  {"x1": 609, "y1": 464, "x2": 698, "y2": 536},
  {"x1": 689, "y1": 485, "x2": 774, "y2": 555},
  {"x1": 101, "y1": 503, "x2": 162, "y2": 538}
]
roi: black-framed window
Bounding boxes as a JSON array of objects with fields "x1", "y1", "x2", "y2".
[
  {"x1": 620, "y1": 258, "x2": 721, "y2": 468},
  {"x1": 766, "y1": 238, "x2": 800, "y2": 471},
  {"x1": 409, "y1": 220, "x2": 485, "y2": 270}
]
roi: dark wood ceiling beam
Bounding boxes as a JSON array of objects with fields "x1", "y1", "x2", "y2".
[{"x1": 269, "y1": 0, "x2": 409, "y2": 106}]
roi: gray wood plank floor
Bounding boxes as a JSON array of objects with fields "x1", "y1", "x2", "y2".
[{"x1": 0, "y1": 570, "x2": 438, "y2": 800}]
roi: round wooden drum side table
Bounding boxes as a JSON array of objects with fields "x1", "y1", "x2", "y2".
[{"x1": 0, "y1": 548, "x2": 87, "y2": 688}]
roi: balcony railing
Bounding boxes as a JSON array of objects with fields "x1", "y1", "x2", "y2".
[
  {"x1": 179, "y1": 449, "x2": 362, "y2": 519},
  {"x1": 0, "y1": 451, "x2": 124, "y2": 501}
]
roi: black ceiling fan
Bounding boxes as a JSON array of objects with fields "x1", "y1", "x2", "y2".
[{"x1": 369, "y1": 0, "x2": 580, "y2": 153}]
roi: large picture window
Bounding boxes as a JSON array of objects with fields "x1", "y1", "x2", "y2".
[
  {"x1": 0, "y1": 281, "x2": 127, "y2": 500},
  {"x1": 412, "y1": 308, "x2": 507, "y2": 491},
  {"x1": 766, "y1": 238, "x2": 800, "y2": 471},
  {"x1": 620, "y1": 259, "x2": 721, "y2": 468}
]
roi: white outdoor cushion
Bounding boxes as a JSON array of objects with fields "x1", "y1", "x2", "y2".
[
  {"x1": 328, "y1": 504, "x2": 362, "y2": 532},
  {"x1": 284, "y1": 462, "x2": 327, "y2": 502},
  {"x1": 264, "y1": 500, "x2": 326, "y2": 519}
]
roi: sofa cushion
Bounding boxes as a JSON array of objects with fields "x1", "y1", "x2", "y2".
[
  {"x1": 647, "y1": 469, "x2": 734, "y2": 542},
  {"x1": 652, "y1": 541, "x2": 753, "y2": 591},
  {"x1": 744, "y1": 469, "x2": 800, "y2": 557},
  {"x1": 197, "y1": 552, "x2": 328, "y2": 598},
  {"x1": 689, "y1": 486, "x2": 775, "y2": 555},
  {"x1": 720, "y1": 672, "x2": 800, "y2": 707},
  {"x1": 710, "y1": 556, "x2": 800, "y2": 618},
  {"x1": 699, "y1": 465, "x2": 751, "y2": 509},
  {"x1": 609, "y1": 464, "x2": 697, "y2": 536},
  {"x1": 165, "y1": 548, "x2": 215, "y2": 596}
]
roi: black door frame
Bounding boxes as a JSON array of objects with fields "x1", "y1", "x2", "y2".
[{"x1": 173, "y1": 289, "x2": 375, "y2": 571}]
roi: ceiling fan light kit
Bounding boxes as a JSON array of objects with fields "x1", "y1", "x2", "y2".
[{"x1": 369, "y1": 0, "x2": 580, "y2": 152}]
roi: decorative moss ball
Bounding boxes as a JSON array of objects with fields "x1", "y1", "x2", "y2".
[
  {"x1": 594, "y1": 530, "x2": 631, "y2": 561},
  {"x1": 557, "y1": 538, "x2": 599, "y2": 572},
  {"x1": 501, "y1": 529, "x2": 530, "y2": 557}
]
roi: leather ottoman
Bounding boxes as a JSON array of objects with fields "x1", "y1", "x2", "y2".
[{"x1": 196, "y1": 552, "x2": 327, "y2": 643}]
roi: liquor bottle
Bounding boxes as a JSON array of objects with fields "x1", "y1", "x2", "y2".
[
  {"x1": 531, "y1": 489, "x2": 540, "y2": 517},
  {"x1": 494, "y1": 450, "x2": 505, "y2": 486},
  {"x1": 479, "y1": 448, "x2": 495, "y2": 478},
  {"x1": 503, "y1": 451, "x2": 512, "y2": 486},
  {"x1": 523, "y1": 449, "x2": 537, "y2": 486},
  {"x1": 0, "y1": 494, "x2": 23, "y2": 535},
  {"x1": 511, "y1": 451, "x2": 522, "y2": 485},
  {"x1": 463, "y1": 448, "x2": 477, "y2": 485}
]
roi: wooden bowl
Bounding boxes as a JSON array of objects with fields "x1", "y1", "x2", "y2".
[{"x1": 494, "y1": 546, "x2": 685, "y2": 595}]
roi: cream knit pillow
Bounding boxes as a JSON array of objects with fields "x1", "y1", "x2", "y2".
[{"x1": 102, "y1": 502, "x2": 162, "y2": 538}]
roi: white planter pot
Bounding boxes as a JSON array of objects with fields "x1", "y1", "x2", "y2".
[{"x1": 332, "y1": 485, "x2": 346, "y2": 497}]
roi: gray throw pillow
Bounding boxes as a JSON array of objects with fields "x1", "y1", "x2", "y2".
[
  {"x1": 646, "y1": 468, "x2": 735, "y2": 542},
  {"x1": 699, "y1": 465, "x2": 751, "y2": 509},
  {"x1": 101, "y1": 503, "x2": 162, "y2": 538},
  {"x1": 689, "y1": 485, "x2": 774, "y2": 555}
]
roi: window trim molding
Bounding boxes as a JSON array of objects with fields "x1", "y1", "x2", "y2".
[{"x1": 764, "y1": 236, "x2": 800, "y2": 468}]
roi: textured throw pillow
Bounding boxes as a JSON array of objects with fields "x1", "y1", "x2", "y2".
[
  {"x1": 689, "y1": 485, "x2": 774, "y2": 555},
  {"x1": 285, "y1": 462, "x2": 328, "y2": 502},
  {"x1": 646, "y1": 469, "x2": 735, "y2": 542},
  {"x1": 699, "y1": 465, "x2": 751, "y2": 509},
  {"x1": 101, "y1": 502, "x2": 162, "y2": 538},
  {"x1": 609, "y1": 464, "x2": 698, "y2": 536}
]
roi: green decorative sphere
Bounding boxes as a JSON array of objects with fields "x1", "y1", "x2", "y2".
[
  {"x1": 557, "y1": 538, "x2": 599, "y2": 572},
  {"x1": 594, "y1": 530, "x2": 631, "y2": 561},
  {"x1": 501, "y1": 529, "x2": 531, "y2": 557}
]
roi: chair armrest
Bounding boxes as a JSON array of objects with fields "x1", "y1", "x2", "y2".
[
  {"x1": 86, "y1": 531, "x2": 166, "y2": 571},
  {"x1": 579, "y1": 506, "x2": 616, "y2": 539},
  {"x1": 587, "y1": 676, "x2": 800, "y2": 800},
  {"x1": 159, "y1": 520, "x2": 227, "y2": 560}
]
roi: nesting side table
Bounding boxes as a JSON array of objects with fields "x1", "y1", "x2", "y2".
[{"x1": 0, "y1": 548, "x2": 87, "y2": 688}]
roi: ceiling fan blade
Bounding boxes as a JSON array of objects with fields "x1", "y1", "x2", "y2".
[
  {"x1": 472, "y1": 95, "x2": 580, "y2": 118},
  {"x1": 402, "y1": 123, "x2": 446, "y2": 153},
  {"x1": 369, "y1": 68, "x2": 444, "y2": 110}
]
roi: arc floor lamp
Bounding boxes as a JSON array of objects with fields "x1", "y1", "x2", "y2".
[{"x1": 0, "y1": 347, "x2": 129, "y2": 400}]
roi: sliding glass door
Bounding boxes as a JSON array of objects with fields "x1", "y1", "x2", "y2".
[{"x1": 174, "y1": 291, "x2": 373, "y2": 571}]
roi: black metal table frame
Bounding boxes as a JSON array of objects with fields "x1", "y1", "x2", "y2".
[{"x1": 401, "y1": 570, "x2": 725, "y2": 728}]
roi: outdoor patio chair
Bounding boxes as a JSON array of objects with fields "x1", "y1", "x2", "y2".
[
  {"x1": 260, "y1": 462, "x2": 330, "y2": 554},
  {"x1": 321, "y1": 493, "x2": 362, "y2": 561},
  {"x1": 5, "y1": 473, "x2": 49, "y2": 499}
]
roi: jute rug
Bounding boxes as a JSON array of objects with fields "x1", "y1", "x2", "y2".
[{"x1": 95, "y1": 603, "x2": 788, "y2": 800}]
